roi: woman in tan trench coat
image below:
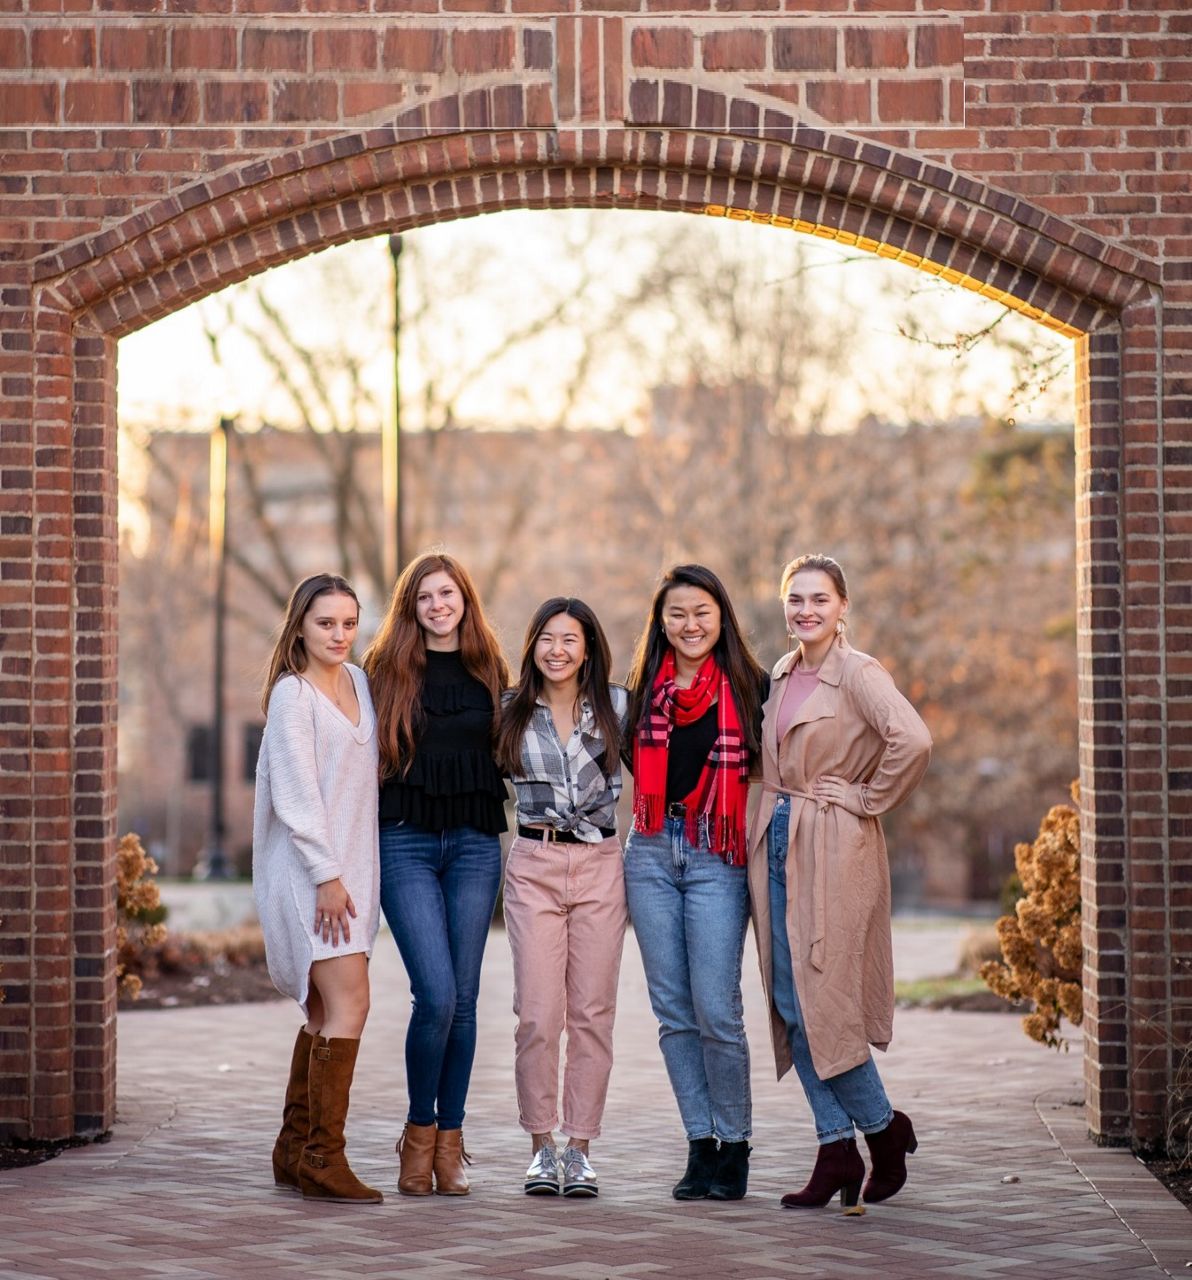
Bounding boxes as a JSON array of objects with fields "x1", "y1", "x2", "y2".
[{"x1": 747, "y1": 554, "x2": 931, "y2": 1214}]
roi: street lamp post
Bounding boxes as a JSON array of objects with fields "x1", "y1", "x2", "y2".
[
  {"x1": 199, "y1": 414, "x2": 233, "y2": 880},
  {"x1": 383, "y1": 233, "x2": 404, "y2": 583}
]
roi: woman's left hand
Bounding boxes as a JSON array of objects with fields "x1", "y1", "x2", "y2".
[{"x1": 812, "y1": 774, "x2": 865, "y2": 815}]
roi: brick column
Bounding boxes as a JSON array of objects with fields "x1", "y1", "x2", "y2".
[
  {"x1": 1077, "y1": 323, "x2": 1130, "y2": 1145},
  {"x1": 71, "y1": 325, "x2": 119, "y2": 1133}
]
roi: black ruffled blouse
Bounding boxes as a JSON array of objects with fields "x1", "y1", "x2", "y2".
[{"x1": 377, "y1": 648, "x2": 508, "y2": 834}]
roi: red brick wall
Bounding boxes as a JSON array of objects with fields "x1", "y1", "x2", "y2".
[{"x1": 0, "y1": 5, "x2": 1187, "y2": 1151}]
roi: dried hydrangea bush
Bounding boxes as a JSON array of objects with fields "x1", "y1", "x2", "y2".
[
  {"x1": 116, "y1": 832, "x2": 168, "y2": 1000},
  {"x1": 980, "y1": 782, "x2": 1082, "y2": 1050}
]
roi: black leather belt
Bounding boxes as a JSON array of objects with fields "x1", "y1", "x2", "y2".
[
  {"x1": 517, "y1": 824, "x2": 616, "y2": 845},
  {"x1": 665, "y1": 802, "x2": 688, "y2": 819}
]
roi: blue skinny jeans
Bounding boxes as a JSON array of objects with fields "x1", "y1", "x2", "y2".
[{"x1": 379, "y1": 820, "x2": 501, "y2": 1131}]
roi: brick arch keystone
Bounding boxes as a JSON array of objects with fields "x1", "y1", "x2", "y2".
[{"x1": 25, "y1": 91, "x2": 1155, "y2": 1149}]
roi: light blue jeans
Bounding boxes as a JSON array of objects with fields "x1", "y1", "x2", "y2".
[
  {"x1": 768, "y1": 794, "x2": 893, "y2": 1144},
  {"x1": 624, "y1": 818, "x2": 751, "y2": 1143}
]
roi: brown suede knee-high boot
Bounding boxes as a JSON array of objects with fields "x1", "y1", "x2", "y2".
[
  {"x1": 297, "y1": 1036, "x2": 383, "y2": 1204},
  {"x1": 433, "y1": 1127, "x2": 472, "y2": 1195},
  {"x1": 397, "y1": 1122, "x2": 437, "y2": 1195},
  {"x1": 272, "y1": 1026, "x2": 315, "y2": 1191}
]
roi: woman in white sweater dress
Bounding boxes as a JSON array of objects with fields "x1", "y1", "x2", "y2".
[{"x1": 253, "y1": 572, "x2": 382, "y2": 1205}]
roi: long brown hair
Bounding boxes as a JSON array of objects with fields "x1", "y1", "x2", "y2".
[
  {"x1": 363, "y1": 552, "x2": 509, "y2": 779},
  {"x1": 626, "y1": 563, "x2": 765, "y2": 753},
  {"x1": 497, "y1": 597, "x2": 623, "y2": 776},
  {"x1": 261, "y1": 573, "x2": 360, "y2": 714}
]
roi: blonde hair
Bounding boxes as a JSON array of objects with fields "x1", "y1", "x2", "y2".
[{"x1": 780, "y1": 554, "x2": 849, "y2": 632}]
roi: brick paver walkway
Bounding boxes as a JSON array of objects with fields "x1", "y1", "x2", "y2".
[{"x1": 2, "y1": 931, "x2": 1187, "y2": 1279}]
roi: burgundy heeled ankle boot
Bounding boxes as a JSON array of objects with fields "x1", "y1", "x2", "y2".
[
  {"x1": 780, "y1": 1138, "x2": 865, "y2": 1216},
  {"x1": 862, "y1": 1110, "x2": 917, "y2": 1204}
]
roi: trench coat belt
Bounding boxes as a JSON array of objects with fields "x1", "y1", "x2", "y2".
[{"x1": 763, "y1": 781, "x2": 831, "y2": 974}]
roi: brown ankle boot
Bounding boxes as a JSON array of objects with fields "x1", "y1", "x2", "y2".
[
  {"x1": 862, "y1": 1110, "x2": 917, "y2": 1203},
  {"x1": 397, "y1": 1121, "x2": 437, "y2": 1195},
  {"x1": 433, "y1": 1127, "x2": 471, "y2": 1196},
  {"x1": 780, "y1": 1138, "x2": 866, "y2": 1215},
  {"x1": 271, "y1": 1026, "x2": 314, "y2": 1191},
  {"x1": 297, "y1": 1036, "x2": 383, "y2": 1204}
]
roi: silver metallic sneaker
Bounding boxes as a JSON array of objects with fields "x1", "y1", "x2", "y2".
[
  {"x1": 561, "y1": 1146, "x2": 599, "y2": 1197},
  {"x1": 524, "y1": 1144, "x2": 561, "y2": 1195}
]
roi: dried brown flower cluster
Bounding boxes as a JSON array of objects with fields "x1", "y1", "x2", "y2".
[
  {"x1": 116, "y1": 832, "x2": 168, "y2": 1000},
  {"x1": 980, "y1": 782, "x2": 1082, "y2": 1050},
  {"x1": 120, "y1": 923, "x2": 267, "y2": 982}
]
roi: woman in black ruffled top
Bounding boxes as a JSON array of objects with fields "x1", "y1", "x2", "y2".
[{"x1": 363, "y1": 552, "x2": 509, "y2": 1198}]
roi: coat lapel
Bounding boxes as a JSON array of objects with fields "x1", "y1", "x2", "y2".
[
  {"x1": 771, "y1": 639, "x2": 850, "y2": 757},
  {"x1": 762, "y1": 650, "x2": 797, "y2": 767}
]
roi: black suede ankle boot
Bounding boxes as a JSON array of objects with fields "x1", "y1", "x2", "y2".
[
  {"x1": 672, "y1": 1138, "x2": 719, "y2": 1200},
  {"x1": 706, "y1": 1139, "x2": 750, "y2": 1201}
]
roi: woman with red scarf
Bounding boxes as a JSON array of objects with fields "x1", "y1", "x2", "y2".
[{"x1": 624, "y1": 564, "x2": 767, "y2": 1202}]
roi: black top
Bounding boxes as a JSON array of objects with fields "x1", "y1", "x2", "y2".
[
  {"x1": 665, "y1": 704, "x2": 719, "y2": 803},
  {"x1": 661, "y1": 673, "x2": 771, "y2": 805},
  {"x1": 378, "y1": 649, "x2": 508, "y2": 834}
]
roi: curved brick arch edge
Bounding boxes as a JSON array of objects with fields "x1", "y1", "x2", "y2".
[
  {"x1": 32, "y1": 105, "x2": 1157, "y2": 341},
  {"x1": 22, "y1": 97, "x2": 1147, "y2": 1147}
]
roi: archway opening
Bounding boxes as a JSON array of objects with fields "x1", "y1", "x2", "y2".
[{"x1": 27, "y1": 119, "x2": 1151, "y2": 1147}]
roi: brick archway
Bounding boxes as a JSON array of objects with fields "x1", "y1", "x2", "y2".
[{"x1": 7, "y1": 76, "x2": 1177, "y2": 1154}]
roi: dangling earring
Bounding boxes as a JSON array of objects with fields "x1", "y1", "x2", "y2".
[{"x1": 836, "y1": 620, "x2": 845, "y2": 636}]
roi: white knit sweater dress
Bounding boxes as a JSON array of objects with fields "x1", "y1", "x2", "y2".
[{"x1": 252, "y1": 665, "x2": 380, "y2": 1013}]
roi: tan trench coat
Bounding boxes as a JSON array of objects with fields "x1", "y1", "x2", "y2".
[{"x1": 746, "y1": 638, "x2": 931, "y2": 1082}]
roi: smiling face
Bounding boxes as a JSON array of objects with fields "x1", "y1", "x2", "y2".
[
  {"x1": 661, "y1": 584, "x2": 722, "y2": 671},
  {"x1": 533, "y1": 611, "x2": 587, "y2": 691},
  {"x1": 784, "y1": 569, "x2": 847, "y2": 657},
  {"x1": 299, "y1": 591, "x2": 359, "y2": 670},
  {"x1": 416, "y1": 570, "x2": 465, "y2": 650}
]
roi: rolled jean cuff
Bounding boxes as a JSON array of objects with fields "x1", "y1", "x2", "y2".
[
  {"x1": 715, "y1": 1127, "x2": 752, "y2": 1143},
  {"x1": 854, "y1": 1106, "x2": 895, "y2": 1136},
  {"x1": 561, "y1": 1121, "x2": 602, "y2": 1141},
  {"x1": 519, "y1": 1113, "x2": 560, "y2": 1136},
  {"x1": 817, "y1": 1123, "x2": 857, "y2": 1145}
]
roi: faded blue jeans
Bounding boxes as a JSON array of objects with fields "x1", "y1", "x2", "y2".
[
  {"x1": 768, "y1": 794, "x2": 893, "y2": 1144},
  {"x1": 379, "y1": 820, "x2": 502, "y2": 1131},
  {"x1": 624, "y1": 818, "x2": 751, "y2": 1143}
]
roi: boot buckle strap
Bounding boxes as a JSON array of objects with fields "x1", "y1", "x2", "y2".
[
  {"x1": 315, "y1": 1046, "x2": 332, "y2": 1060},
  {"x1": 305, "y1": 1153, "x2": 325, "y2": 1169}
]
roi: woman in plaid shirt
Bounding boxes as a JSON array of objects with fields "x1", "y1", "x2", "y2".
[{"x1": 496, "y1": 597, "x2": 631, "y2": 1198}]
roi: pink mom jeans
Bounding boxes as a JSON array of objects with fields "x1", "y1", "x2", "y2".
[{"x1": 503, "y1": 832, "x2": 628, "y2": 1140}]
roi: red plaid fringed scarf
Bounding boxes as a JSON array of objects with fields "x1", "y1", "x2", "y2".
[{"x1": 632, "y1": 651, "x2": 751, "y2": 865}]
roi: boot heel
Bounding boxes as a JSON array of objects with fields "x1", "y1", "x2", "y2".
[
  {"x1": 906, "y1": 1125, "x2": 918, "y2": 1156},
  {"x1": 840, "y1": 1180, "x2": 865, "y2": 1216}
]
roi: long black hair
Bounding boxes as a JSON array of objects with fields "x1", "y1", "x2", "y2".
[
  {"x1": 497, "y1": 597, "x2": 622, "y2": 776},
  {"x1": 626, "y1": 564, "x2": 765, "y2": 753}
]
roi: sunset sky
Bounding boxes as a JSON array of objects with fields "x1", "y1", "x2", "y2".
[{"x1": 117, "y1": 208, "x2": 1075, "y2": 442}]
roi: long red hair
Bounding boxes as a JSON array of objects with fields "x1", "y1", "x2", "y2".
[{"x1": 363, "y1": 553, "x2": 509, "y2": 779}]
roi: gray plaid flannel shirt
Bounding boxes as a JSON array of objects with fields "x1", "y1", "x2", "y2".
[{"x1": 505, "y1": 684, "x2": 630, "y2": 842}]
